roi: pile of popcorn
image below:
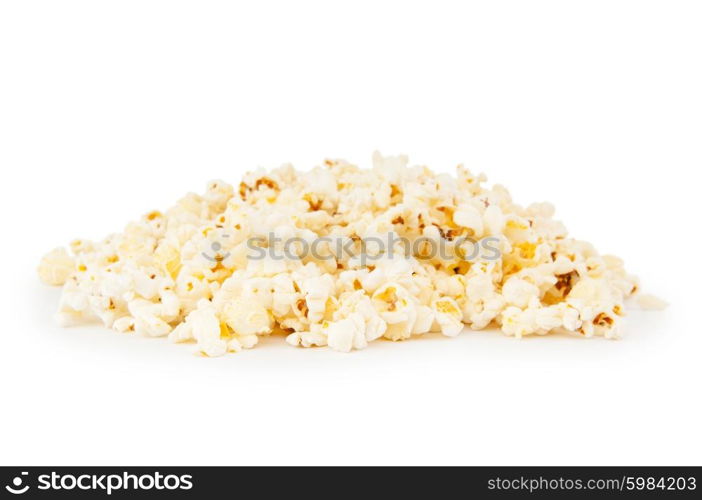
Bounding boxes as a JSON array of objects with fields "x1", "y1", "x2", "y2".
[{"x1": 38, "y1": 153, "x2": 664, "y2": 355}]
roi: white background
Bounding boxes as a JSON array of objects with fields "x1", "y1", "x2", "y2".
[{"x1": 1, "y1": 1, "x2": 700, "y2": 465}]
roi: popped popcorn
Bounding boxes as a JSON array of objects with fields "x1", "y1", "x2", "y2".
[
  {"x1": 38, "y1": 152, "x2": 663, "y2": 355},
  {"x1": 37, "y1": 248, "x2": 75, "y2": 286}
]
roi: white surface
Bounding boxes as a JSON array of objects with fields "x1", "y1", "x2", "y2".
[{"x1": 1, "y1": 1, "x2": 700, "y2": 465}]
